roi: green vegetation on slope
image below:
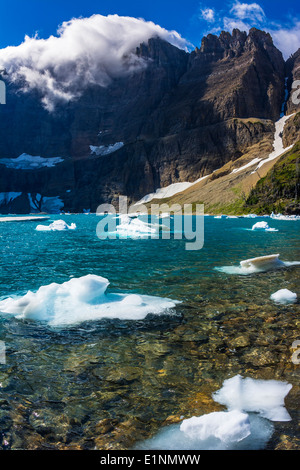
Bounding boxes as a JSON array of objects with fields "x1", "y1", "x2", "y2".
[{"x1": 245, "y1": 141, "x2": 300, "y2": 215}]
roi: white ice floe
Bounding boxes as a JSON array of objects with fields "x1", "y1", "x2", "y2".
[
  {"x1": 0, "y1": 274, "x2": 179, "y2": 326},
  {"x1": 270, "y1": 212, "x2": 300, "y2": 221},
  {"x1": 134, "y1": 414, "x2": 273, "y2": 450},
  {"x1": 251, "y1": 221, "x2": 278, "y2": 232},
  {"x1": 35, "y1": 219, "x2": 76, "y2": 231},
  {"x1": 216, "y1": 254, "x2": 300, "y2": 275},
  {"x1": 114, "y1": 214, "x2": 169, "y2": 238},
  {"x1": 135, "y1": 374, "x2": 292, "y2": 450},
  {"x1": 0, "y1": 153, "x2": 63, "y2": 170},
  {"x1": 180, "y1": 410, "x2": 251, "y2": 444},
  {"x1": 0, "y1": 216, "x2": 50, "y2": 223},
  {"x1": 90, "y1": 142, "x2": 124, "y2": 156},
  {"x1": 213, "y1": 375, "x2": 292, "y2": 422},
  {"x1": 270, "y1": 289, "x2": 297, "y2": 304}
]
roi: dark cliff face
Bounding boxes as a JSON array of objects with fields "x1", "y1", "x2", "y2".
[
  {"x1": 0, "y1": 29, "x2": 287, "y2": 212},
  {"x1": 282, "y1": 49, "x2": 300, "y2": 147},
  {"x1": 286, "y1": 49, "x2": 300, "y2": 115}
]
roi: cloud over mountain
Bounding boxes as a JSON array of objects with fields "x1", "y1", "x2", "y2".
[{"x1": 0, "y1": 14, "x2": 189, "y2": 111}]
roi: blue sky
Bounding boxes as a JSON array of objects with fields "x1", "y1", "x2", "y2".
[{"x1": 0, "y1": 0, "x2": 300, "y2": 57}]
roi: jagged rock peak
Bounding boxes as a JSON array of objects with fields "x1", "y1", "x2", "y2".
[
  {"x1": 198, "y1": 28, "x2": 274, "y2": 56},
  {"x1": 135, "y1": 37, "x2": 188, "y2": 62}
]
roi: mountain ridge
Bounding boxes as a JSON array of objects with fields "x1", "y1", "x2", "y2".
[{"x1": 0, "y1": 27, "x2": 299, "y2": 214}]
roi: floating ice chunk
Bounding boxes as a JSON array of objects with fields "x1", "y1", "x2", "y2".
[
  {"x1": 270, "y1": 289, "x2": 297, "y2": 304},
  {"x1": 212, "y1": 375, "x2": 292, "y2": 422},
  {"x1": 240, "y1": 254, "x2": 284, "y2": 271},
  {"x1": 135, "y1": 374, "x2": 291, "y2": 450},
  {"x1": 0, "y1": 275, "x2": 179, "y2": 326},
  {"x1": 0, "y1": 216, "x2": 50, "y2": 223},
  {"x1": 252, "y1": 221, "x2": 269, "y2": 230},
  {"x1": 251, "y1": 221, "x2": 278, "y2": 232},
  {"x1": 135, "y1": 411, "x2": 273, "y2": 450},
  {"x1": 114, "y1": 215, "x2": 169, "y2": 238},
  {"x1": 270, "y1": 212, "x2": 300, "y2": 221},
  {"x1": 180, "y1": 410, "x2": 251, "y2": 443},
  {"x1": 35, "y1": 219, "x2": 76, "y2": 231},
  {"x1": 215, "y1": 254, "x2": 296, "y2": 275}
]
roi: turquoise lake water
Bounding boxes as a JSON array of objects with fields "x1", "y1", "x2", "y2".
[{"x1": 0, "y1": 214, "x2": 299, "y2": 450}]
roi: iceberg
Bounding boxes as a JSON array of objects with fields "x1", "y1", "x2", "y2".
[
  {"x1": 0, "y1": 275, "x2": 180, "y2": 326},
  {"x1": 114, "y1": 215, "x2": 169, "y2": 238},
  {"x1": 251, "y1": 221, "x2": 277, "y2": 232},
  {"x1": 270, "y1": 289, "x2": 297, "y2": 304},
  {"x1": 134, "y1": 414, "x2": 273, "y2": 450},
  {"x1": 270, "y1": 212, "x2": 300, "y2": 221},
  {"x1": 240, "y1": 254, "x2": 284, "y2": 271},
  {"x1": 180, "y1": 410, "x2": 251, "y2": 444},
  {"x1": 0, "y1": 216, "x2": 50, "y2": 223},
  {"x1": 212, "y1": 375, "x2": 292, "y2": 422},
  {"x1": 135, "y1": 374, "x2": 291, "y2": 450},
  {"x1": 215, "y1": 254, "x2": 300, "y2": 275},
  {"x1": 35, "y1": 219, "x2": 76, "y2": 231}
]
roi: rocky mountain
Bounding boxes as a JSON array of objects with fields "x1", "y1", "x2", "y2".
[{"x1": 0, "y1": 27, "x2": 297, "y2": 214}]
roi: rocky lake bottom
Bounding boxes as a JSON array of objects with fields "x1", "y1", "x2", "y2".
[{"x1": 0, "y1": 214, "x2": 299, "y2": 450}]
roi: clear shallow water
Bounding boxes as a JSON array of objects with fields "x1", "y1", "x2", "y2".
[{"x1": 0, "y1": 214, "x2": 299, "y2": 450}]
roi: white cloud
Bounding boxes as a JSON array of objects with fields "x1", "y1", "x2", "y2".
[
  {"x1": 230, "y1": 2, "x2": 265, "y2": 23},
  {"x1": 223, "y1": 17, "x2": 250, "y2": 33},
  {"x1": 268, "y1": 21, "x2": 300, "y2": 59},
  {"x1": 0, "y1": 14, "x2": 189, "y2": 111},
  {"x1": 200, "y1": 8, "x2": 215, "y2": 23}
]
